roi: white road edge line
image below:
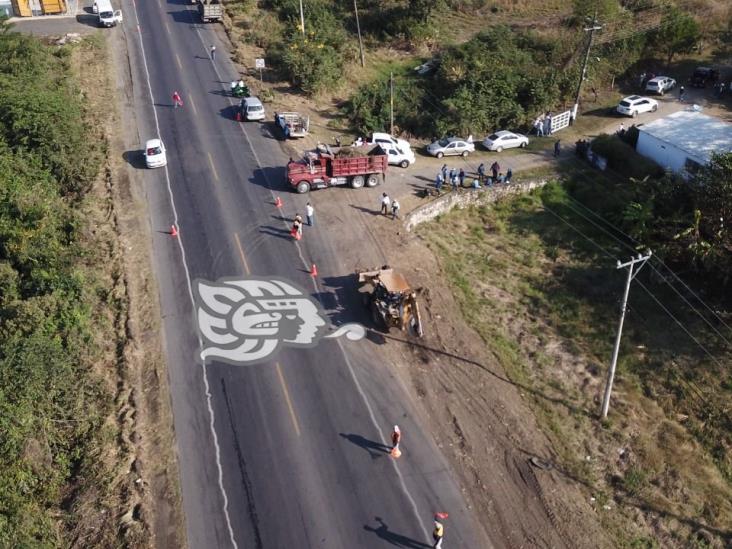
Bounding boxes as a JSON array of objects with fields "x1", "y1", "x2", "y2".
[
  {"x1": 190, "y1": 19, "x2": 432, "y2": 544},
  {"x1": 129, "y1": 6, "x2": 239, "y2": 549}
]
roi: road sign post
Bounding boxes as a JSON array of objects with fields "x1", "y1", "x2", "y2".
[{"x1": 255, "y1": 58, "x2": 265, "y2": 84}]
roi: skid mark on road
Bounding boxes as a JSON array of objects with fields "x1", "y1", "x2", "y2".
[
  {"x1": 221, "y1": 379, "x2": 264, "y2": 549},
  {"x1": 276, "y1": 362, "x2": 301, "y2": 437}
]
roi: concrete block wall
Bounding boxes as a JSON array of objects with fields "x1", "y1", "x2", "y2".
[{"x1": 404, "y1": 179, "x2": 550, "y2": 232}]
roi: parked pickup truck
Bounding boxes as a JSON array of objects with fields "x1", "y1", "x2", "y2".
[
  {"x1": 286, "y1": 145, "x2": 388, "y2": 194},
  {"x1": 275, "y1": 112, "x2": 309, "y2": 139},
  {"x1": 198, "y1": 0, "x2": 222, "y2": 23}
]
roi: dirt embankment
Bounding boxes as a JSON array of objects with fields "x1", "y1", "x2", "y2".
[{"x1": 61, "y1": 30, "x2": 184, "y2": 548}]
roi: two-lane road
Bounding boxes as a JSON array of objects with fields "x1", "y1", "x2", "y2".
[{"x1": 121, "y1": 0, "x2": 491, "y2": 546}]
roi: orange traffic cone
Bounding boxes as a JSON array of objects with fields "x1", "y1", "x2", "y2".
[
  {"x1": 235, "y1": 111, "x2": 241, "y2": 122},
  {"x1": 390, "y1": 447, "x2": 402, "y2": 458},
  {"x1": 274, "y1": 196, "x2": 283, "y2": 208},
  {"x1": 295, "y1": 231, "x2": 302, "y2": 241},
  {"x1": 310, "y1": 263, "x2": 318, "y2": 277},
  {"x1": 170, "y1": 224, "x2": 178, "y2": 237}
]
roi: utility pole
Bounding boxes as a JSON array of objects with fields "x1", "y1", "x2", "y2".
[
  {"x1": 572, "y1": 13, "x2": 601, "y2": 122},
  {"x1": 390, "y1": 72, "x2": 394, "y2": 135},
  {"x1": 600, "y1": 252, "x2": 652, "y2": 419},
  {"x1": 354, "y1": 0, "x2": 365, "y2": 68},
  {"x1": 299, "y1": 0, "x2": 305, "y2": 35}
]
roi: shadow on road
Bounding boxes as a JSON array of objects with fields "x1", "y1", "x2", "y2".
[
  {"x1": 258, "y1": 225, "x2": 291, "y2": 240},
  {"x1": 363, "y1": 517, "x2": 431, "y2": 548},
  {"x1": 249, "y1": 166, "x2": 289, "y2": 192},
  {"x1": 339, "y1": 433, "x2": 389, "y2": 459},
  {"x1": 122, "y1": 150, "x2": 147, "y2": 169},
  {"x1": 349, "y1": 204, "x2": 379, "y2": 216},
  {"x1": 75, "y1": 14, "x2": 100, "y2": 27}
]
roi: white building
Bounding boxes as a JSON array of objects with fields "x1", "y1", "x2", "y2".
[{"x1": 635, "y1": 110, "x2": 732, "y2": 176}]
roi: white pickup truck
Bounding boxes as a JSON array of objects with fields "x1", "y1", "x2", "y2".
[
  {"x1": 362, "y1": 132, "x2": 415, "y2": 168},
  {"x1": 275, "y1": 112, "x2": 310, "y2": 139}
]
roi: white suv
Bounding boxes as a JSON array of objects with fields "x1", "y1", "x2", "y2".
[
  {"x1": 645, "y1": 76, "x2": 676, "y2": 95},
  {"x1": 616, "y1": 95, "x2": 658, "y2": 117}
]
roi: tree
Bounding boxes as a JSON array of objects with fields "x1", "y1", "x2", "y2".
[{"x1": 652, "y1": 8, "x2": 700, "y2": 65}]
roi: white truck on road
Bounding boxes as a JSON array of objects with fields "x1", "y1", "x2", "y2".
[
  {"x1": 93, "y1": 0, "x2": 122, "y2": 27},
  {"x1": 275, "y1": 112, "x2": 310, "y2": 139}
]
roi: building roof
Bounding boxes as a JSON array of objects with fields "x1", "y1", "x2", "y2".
[{"x1": 638, "y1": 110, "x2": 732, "y2": 163}]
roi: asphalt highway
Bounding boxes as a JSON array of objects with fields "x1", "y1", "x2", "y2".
[{"x1": 122, "y1": 1, "x2": 491, "y2": 547}]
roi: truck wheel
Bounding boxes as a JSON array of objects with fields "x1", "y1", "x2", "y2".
[
  {"x1": 351, "y1": 175, "x2": 365, "y2": 189},
  {"x1": 366, "y1": 174, "x2": 380, "y2": 187},
  {"x1": 399, "y1": 160, "x2": 409, "y2": 168},
  {"x1": 296, "y1": 181, "x2": 310, "y2": 194}
]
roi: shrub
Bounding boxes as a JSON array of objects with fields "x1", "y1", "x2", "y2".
[{"x1": 590, "y1": 134, "x2": 664, "y2": 180}]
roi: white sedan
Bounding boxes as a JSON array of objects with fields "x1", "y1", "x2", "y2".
[
  {"x1": 616, "y1": 95, "x2": 658, "y2": 117},
  {"x1": 482, "y1": 131, "x2": 529, "y2": 152},
  {"x1": 645, "y1": 76, "x2": 676, "y2": 95},
  {"x1": 144, "y1": 138, "x2": 167, "y2": 168},
  {"x1": 426, "y1": 137, "x2": 475, "y2": 158}
]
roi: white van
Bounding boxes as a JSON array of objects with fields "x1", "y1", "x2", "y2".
[
  {"x1": 240, "y1": 97, "x2": 265, "y2": 121},
  {"x1": 94, "y1": 0, "x2": 122, "y2": 27}
]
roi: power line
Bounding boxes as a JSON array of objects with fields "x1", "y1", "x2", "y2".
[
  {"x1": 559, "y1": 191, "x2": 732, "y2": 341},
  {"x1": 536, "y1": 198, "x2": 728, "y2": 370}
]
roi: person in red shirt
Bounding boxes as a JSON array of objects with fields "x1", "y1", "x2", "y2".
[{"x1": 172, "y1": 91, "x2": 183, "y2": 108}]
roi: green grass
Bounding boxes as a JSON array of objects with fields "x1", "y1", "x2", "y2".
[{"x1": 418, "y1": 177, "x2": 732, "y2": 547}]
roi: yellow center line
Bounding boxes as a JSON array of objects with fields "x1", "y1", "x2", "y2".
[
  {"x1": 188, "y1": 94, "x2": 198, "y2": 116},
  {"x1": 275, "y1": 362, "x2": 301, "y2": 437},
  {"x1": 207, "y1": 151, "x2": 219, "y2": 181},
  {"x1": 175, "y1": 53, "x2": 182, "y2": 70},
  {"x1": 233, "y1": 232, "x2": 251, "y2": 275}
]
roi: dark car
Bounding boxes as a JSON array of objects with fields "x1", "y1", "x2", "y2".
[{"x1": 690, "y1": 67, "x2": 719, "y2": 88}]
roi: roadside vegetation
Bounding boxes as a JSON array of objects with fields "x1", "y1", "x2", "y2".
[
  {"x1": 222, "y1": 0, "x2": 728, "y2": 137},
  {"x1": 0, "y1": 24, "x2": 129, "y2": 546},
  {"x1": 420, "y1": 157, "x2": 732, "y2": 547}
]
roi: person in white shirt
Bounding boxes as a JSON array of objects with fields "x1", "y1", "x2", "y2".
[
  {"x1": 391, "y1": 199, "x2": 400, "y2": 219},
  {"x1": 380, "y1": 193, "x2": 391, "y2": 215},
  {"x1": 306, "y1": 202, "x2": 315, "y2": 226}
]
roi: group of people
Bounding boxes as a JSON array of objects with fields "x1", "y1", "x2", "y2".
[
  {"x1": 290, "y1": 202, "x2": 315, "y2": 240},
  {"x1": 379, "y1": 193, "x2": 401, "y2": 219},
  {"x1": 434, "y1": 161, "x2": 512, "y2": 192},
  {"x1": 532, "y1": 112, "x2": 554, "y2": 136}
]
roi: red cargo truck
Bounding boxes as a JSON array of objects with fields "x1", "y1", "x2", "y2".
[{"x1": 286, "y1": 146, "x2": 388, "y2": 194}]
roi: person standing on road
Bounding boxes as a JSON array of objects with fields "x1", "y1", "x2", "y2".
[
  {"x1": 432, "y1": 518, "x2": 444, "y2": 548},
  {"x1": 391, "y1": 425, "x2": 401, "y2": 451},
  {"x1": 435, "y1": 173, "x2": 443, "y2": 192},
  {"x1": 391, "y1": 199, "x2": 400, "y2": 220},
  {"x1": 678, "y1": 85, "x2": 685, "y2": 102},
  {"x1": 380, "y1": 192, "x2": 391, "y2": 215},
  {"x1": 554, "y1": 139, "x2": 561, "y2": 157},
  {"x1": 210, "y1": 45, "x2": 216, "y2": 61},
  {"x1": 172, "y1": 91, "x2": 183, "y2": 109},
  {"x1": 441, "y1": 164, "x2": 448, "y2": 183},
  {"x1": 305, "y1": 202, "x2": 314, "y2": 226},
  {"x1": 459, "y1": 168, "x2": 465, "y2": 187},
  {"x1": 505, "y1": 167, "x2": 513, "y2": 183},
  {"x1": 477, "y1": 162, "x2": 485, "y2": 182},
  {"x1": 451, "y1": 171, "x2": 458, "y2": 190}
]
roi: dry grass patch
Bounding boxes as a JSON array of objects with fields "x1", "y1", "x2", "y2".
[{"x1": 420, "y1": 182, "x2": 732, "y2": 548}]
